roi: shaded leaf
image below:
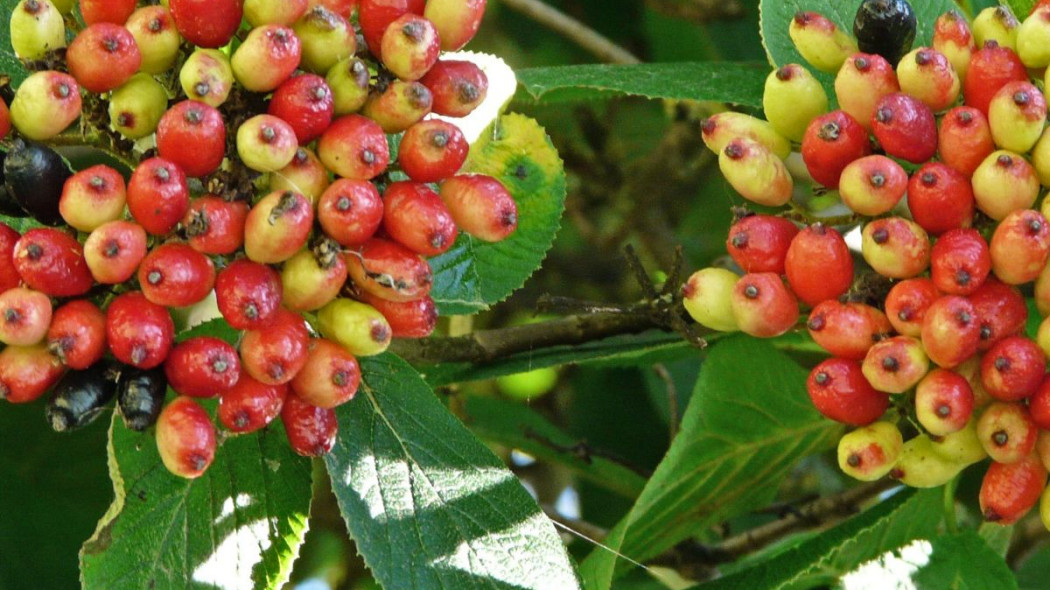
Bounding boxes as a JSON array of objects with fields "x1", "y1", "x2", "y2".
[
  {"x1": 515, "y1": 62, "x2": 767, "y2": 108},
  {"x1": 913, "y1": 530, "x2": 1018, "y2": 590},
  {"x1": 80, "y1": 411, "x2": 312, "y2": 590},
  {"x1": 324, "y1": 353, "x2": 580, "y2": 590},
  {"x1": 462, "y1": 394, "x2": 647, "y2": 498},
  {"x1": 428, "y1": 113, "x2": 566, "y2": 315},
  {"x1": 579, "y1": 335, "x2": 843, "y2": 589},
  {"x1": 1001, "y1": 0, "x2": 1034, "y2": 19}
]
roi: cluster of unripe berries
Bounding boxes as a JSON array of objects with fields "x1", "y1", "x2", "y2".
[
  {"x1": 683, "y1": 0, "x2": 1050, "y2": 527},
  {"x1": 0, "y1": 0, "x2": 516, "y2": 479}
]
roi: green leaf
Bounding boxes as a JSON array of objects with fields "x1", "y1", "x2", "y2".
[
  {"x1": 418, "y1": 330, "x2": 693, "y2": 387},
  {"x1": 428, "y1": 113, "x2": 566, "y2": 316},
  {"x1": 79, "y1": 413, "x2": 312, "y2": 590},
  {"x1": 0, "y1": 401, "x2": 111, "y2": 589},
  {"x1": 462, "y1": 394, "x2": 647, "y2": 498},
  {"x1": 700, "y1": 488, "x2": 943, "y2": 590},
  {"x1": 515, "y1": 62, "x2": 768, "y2": 108},
  {"x1": 979, "y1": 522, "x2": 1014, "y2": 558},
  {"x1": 0, "y1": 0, "x2": 30, "y2": 87},
  {"x1": 1001, "y1": 0, "x2": 1034, "y2": 19},
  {"x1": 913, "y1": 530, "x2": 1018, "y2": 590},
  {"x1": 579, "y1": 335, "x2": 843, "y2": 589},
  {"x1": 759, "y1": 0, "x2": 960, "y2": 86},
  {"x1": 323, "y1": 353, "x2": 581, "y2": 590}
]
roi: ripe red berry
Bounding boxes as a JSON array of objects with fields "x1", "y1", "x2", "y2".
[
  {"x1": 922, "y1": 295, "x2": 981, "y2": 368},
  {"x1": 398, "y1": 119, "x2": 469, "y2": 182},
  {"x1": 79, "y1": 0, "x2": 136, "y2": 25},
  {"x1": 46, "y1": 300, "x2": 106, "y2": 370},
  {"x1": 861, "y1": 335, "x2": 930, "y2": 394},
  {"x1": 383, "y1": 181, "x2": 458, "y2": 256},
  {"x1": 0, "y1": 287, "x2": 52, "y2": 347},
  {"x1": 127, "y1": 157, "x2": 190, "y2": 236},
  {"x1": 801, "y1": 110, "x2": 871, "y2": 188},
  {"x1": 730, "y1": 272, "x2": 798, "y2": 338},
  {"x1": 980, "y1": 454, "x2": 1046, "y2": 525},
  {"x1": 83, "y1": 220, "x2": 148, "y2": 284},
  {"x1": 425, "y1": 0, "x2": 486, "y2": 51},
  {"x1": 871, "y1": 92, "x2": 938, "y2": 163},
  {"x1": 138, "y1": 243, "x2": 216, "y2": 308},
  {"x1": 938, "y1": 106, "x2": 995, "y2": 177},
  {"x1": 215, "y1": 259, "x2": 283, "y2": 330},
  {"x1": 906, "y1": 162, "x2": 975, "y2": 235},
  {"x1": 169, "y1": 0, "x2": 244, "y2": 48},
  {"x1": 981, "y1": 336, "x2": 1045, "y2": 402},
  {"x1": 156, "y1": 396, "x2": 217, "y2": 479},
  {"x1": 977, "y1": 402, "x2": 1038, "y2": 464},
  {"x1": 156, "y1": 101, "x2": 227, "y2": 178},
  {"x1": 13, "y1": 228, "x2": 93, "y2": 297},
  {"x1": 990, "y1": 209, "x2": 1050, "y2": 285},
  {"x1": 165, "y1": 336, "x2": 240, "y2": 398},
  {"x1": 0, "y1": 98, "x2": 9, "y2": 142},
  {"x1": 282, "y1": 392, "x2": 339, "y2": 456},
  {"x1": 807, "y1": 300, "x2": 891, "y2": 360},
  {"x1": 915, "y1": 368, "x2": 974, "y2": 436},
  {"x1": 317, "y1": 179, "x2": 384, "y2": 248},
  {"x1": 0, "y1": 344, "x2": 65, "y2": 404},
  {"x1": 1028, "y1": 376, "x2": 1050, "y2": 430},
  {"x1": 358, "y1": 0, "x2": 425, "y2": 60},
  {"x1": 357, "y1": 291, "x2": 437, "y2": 338},
  {"x1": 126, "y1": 6, "x2": 180, "y2": 74},
  {"x1": 419, "y1": 59, "x2": 489, "y2": 118},
  {"x1": 969, "y1": 278, "x2": 1028, "y2": 351},
  {"x1": 345, "y1": 238, "x2": 433, "y2": 302},
  {"x1": 268, "y1": 74, "x2": 334, "y2": 144},
  {"x1": 106, "y1": 292, "x2": 175, "y2": 370},
  {"x1": 244, "y1": 191, "x2": 314, "y2": 264},
  {"x1": 838, "y1": 154, "x2": 908, "y2": 216},
  {"x1": 240, "y1": 309, "x2": 311, "y2": 385},
  {"x1": 725, "y1": 215, "x2": 798, "y2": 274},
  {"x1": 785, "y1": 223, "x2": 853, "y2": 306},
  {"x1": 218, "y1": 371, "x2": 287, "y2": 433},
  {"x1": 439, "y1": 174, "x2": 519, "y2": 243},
  {"x1": 290, "y1": 339, "x2": 360, "y2": 409},
  {"x1": 933, "y1": 9, "x2": 975, "y2": 79},
  {"x1": 0, "y1": 223, "x2": 19, "y2": 293},
  {"x1": 930, "y1": 228, "x2": 991, "y2": 296},
  {"x1": 885, "y1": 278, "x2": 940, "y2": 337},
  {"x1": 381, "y1": 14, "x2": 441, "y2": 81},
  {"x1": 317, "y1": 114, "x2": 391, "y2": 180},
  {"x1": 183, "y1": 196, "x2": 249, "y2": 256},
  {"x1": 964, "y1": 41, "x2": 1028, "y2": 114},
  {"x1": 807, "y1": 358, "x2": 889, "y2": 426},
  {"x1": 66, "y1": 23, "x2": 141, "y2": 93}
]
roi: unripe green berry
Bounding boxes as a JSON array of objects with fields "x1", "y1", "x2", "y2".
[
  {"x1": 10, "y1": 0, "x2": 66, "y2": 60},
  {"x1": 762, "y1": 64, "x2": 828, "y2": 142},
  {"x1": 317, "y1": 298, "x2": 392, "y2": 357},
  {"x1": 108, "y1": 73, "x2": 168, "y2": 140},
  {"x1": 837, "y1": 421, "x2": 903, "y2": 481},
  {"x1": 681, "y1": 267, "x2": 739, "y2": 332}
]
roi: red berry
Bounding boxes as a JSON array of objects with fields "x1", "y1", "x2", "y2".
[
  {"x1": 906, "y1": 162, "x2": 975, "y2": 235},
  {"x1": 801, "y1": 110, "x2": 871, "y2": 188},
  {"x1": 1028, "y1": 375, "x2": 1050, "y2": 430},
  {"x1": 165, "y1": 336, "x2": 240, "y2": 398},
  {"x1": 915, "y1": 368, "x2": 974, "y2": 436},
  {"x1": 83, "y1": 220, "x2": 148, "y2": 284},
  {"x1": 282, "y1": 392, "x2": 339, "y2": 456},
  {"x1": 60, "y1": 164, "x2": 127, "y2": 233},
  {"x1": 969, "y1": 278, "x2": 1028, "y2": 351},
  {"x1": 183, "y1": 196, "x2": 249, "y2": 255},
  {"x1": 922, "y1": 295, "x2": 981, "y2": 368},
  {"x1": 398, "y1": 119, "x2": 469, "y2": 182},
  {"x1": 439, "y1": 174, "x2": 518, "y2": 243},
  {"x1": 930, "y1": 228, "x2": 991, "y2": 296},
  {"x1": 807, "y1": 358, "x2": 889, "y2": 426},
  {"x1": 169, "y1": 0, "x2": 244, "y2": 48},
  {"x1": 981, "y1": 336, "x2": 1045, "y2": 402},
  {"x1": 419, "y1": 59, "x2": 488, "y2": 118},
  {"x1": 425, "y1": 0, "x2": 486, "y2": 51},
  {"x1": 0, "y1": 287, "x2": 51, "y2": 346},
  {"x1": 938, "y1": 106, "x2": 995, "y2": 177},
  {"x1": 358, "y1": 0, "x2": 425, "y2": 60},
  {"x1": 239, "y1": 309, "x2": 310, "y2": 385},
  {"x1": 66, "y1": 23, "x2": 141, "y2": 93},
  {"x1": 0, "y1": 98, "x2": 10, "y2": 141},
  {"x1": 156, "y1": 100, "x2": 227, "y2": 178},
  {"x1": 127, "y1": 157, "x2": 190, "y2": 236},
  {"x1": 964, "y1": 42, "x2": 1028, "y2": 114},
  {"x1": 990, "y1": 209, "x2": 1050, "y2": 285},
  {"x1": 79, "y1": 0, "x2": 136, "y2": 25},
  {"x1": 980, "y1": 454, "x2": 1046, "y2": 525},
  {"x1": 730, "y1": 272, "x2": 799, "y2": 338},
  {"x1": 215, "y1": 259, "x2": 283, "y2": 330},
  {"x1": 861, "y1": 335, "x2": 930, "y2": 394},
  {"x1": 218, "y1": 371, "x2": 287, "y2": 433},
  {"x1": 871, "y1": 92, "x2": 938, "y2": 163},
  {"x1": 0, "y1": 223, "x2": 20, "y2": 293},
  {"x1": 807, "y1": 300, "x2": 891, "y2": 360},
  {"x1": 106, "y1": 292, "x2": 175, "y2": 370},
  {"x1": 231, "y1": 24, "x2": 302, "y2": 93},
  {"x1": 383, "y1": 181, "x2": 457, "y2": 256},
  {"x1": 785, "y1": 224, "x2": 853, "y2": 306},
  {"x1": 345, "y1": 238, "x2": 433, "y2": 302},
  {"x1": 317, "y1": 114, "x2": 391, "y2": 180},
  {"x1": 357, "y1": 291, "x2": 437, "y2": 338},
  {"x1": 381, "y1": 14, "x2": 441, "y2": 81},
  {"x1": 834, "y1": 52, "x2": 900, "y2": 131},
  {"x1": 156, "y1": 396, "x2": 216, "y2": 479},
  {"x1": 138, "y1": 243, "x2": 216, "y2": 308},
  {"x1": 13, "y1": 228, "x2": 92, "y2": 297},
  {"x1": 725, "y1": 214, "x2": 799, "y2": 274},
  {"x1": 885, "y1": 278, "x2": 940, "y2": 338},
  {"x1": 977, "y1": 402, "x2": 1038, "y2": 464},
  {"x1": 0, "y1": 344, "x2": 65, "y2": 404},
  {"x1": 290, "y1": 338, "x2": 360, "y2": 409},
  {"x1": 317, "y1": 179, "x2": 384, "y2": 247},
  {"x1": 46, "y1": 300, "x2": 106, "y2": 370},
  {"x1": 268, "y1": 74, "x2": 334, "y2": 144},
  {"x1": 838, "y1": 154, "x2": 908, "y2": 216}
]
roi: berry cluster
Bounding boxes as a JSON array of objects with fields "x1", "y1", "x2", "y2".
[
  {"x1": 0, "y1": 0, "x2": 515, "y2": 479},
  {"x1": 684, "y1": 0, "x2": 1050, "y2": 526}
]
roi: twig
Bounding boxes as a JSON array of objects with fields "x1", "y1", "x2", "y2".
[{"x1": 499, "y1": 0, "x2": 642, "y2": 64}]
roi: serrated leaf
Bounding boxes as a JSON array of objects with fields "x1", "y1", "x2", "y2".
[
  {"x1": 514, "y1": 62, "x2": 767, "y2": 108},
  {"x1": 462, "y1": 394, "x2": 647, "y2": 498},
  {"x1": 0, "y1": 0, "x2": 30, "y2": 87},
  {"x1": 428, "y1": 113, "x2": 566, "y2": 316},
  {"x1": 701, "y1": 488, "x2": 942, "y2": 590},
  {"x1": 913, "y1": 530, "x2": 1018, "y2": 590},
  {"x1": 323, "y1": 353, "x2": 580, "y2": 590},
  {"x1": 1001, "y1": 0, "x2": 1035, "y2": 18},
  {"x1": 579, "y1": 335, "x2": 843, "y2": 589},
  {"x1": 759, "y1": 0, "x2": 959, "y2": 88},
  {"x1": 79, "y1": 412, "x2": 312, "y2": 590}
]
